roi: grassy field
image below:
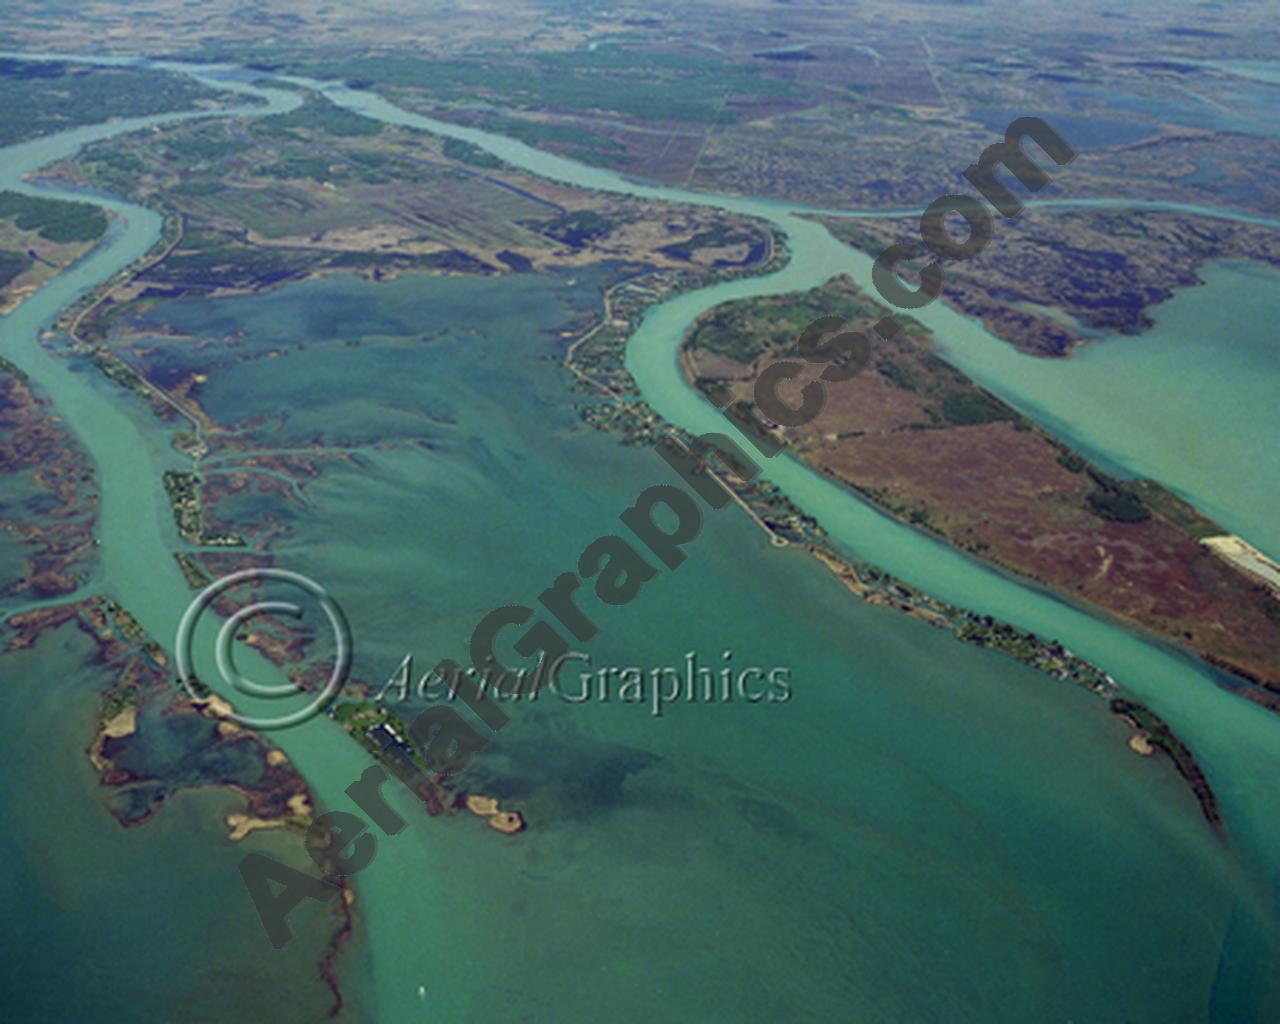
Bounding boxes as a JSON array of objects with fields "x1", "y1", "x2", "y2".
[
  {"x1": 0, "y1": 250, "x2": 33, "y2": 289},
  {"x1": 287, "y1": 49, "x2": 810, "y2": 126},
  {"x1": 252, "y1": 95, "x2": 384, "y2": 138},
  {"x1": 0, "y1": 191, "x2": 108, "y2": 243},
  {"x1": 687, "y1": 275, "x2": 907, "y2": 363},
  {"x1": 0, "y1": 192, "x2": 110, "y2": 312},
  {"x1": 0, "y1": 58, "x2": 232, "y2": 146}
]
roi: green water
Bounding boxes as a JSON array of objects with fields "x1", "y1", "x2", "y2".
[
  {"x1": 0, "y1": 619, "x2": 360, "y2": 1022},
  {"x1": 123, "y1": 270, "x2": 1276, "y2": 1022},
  {"x1": 0, "y1": 54, "x2": 1277, "y2": 1022},
  {"x1": 1207, "y1": 61, "x2": 1280, "y2": 87},
  {"x1": 918, "y1": 258, "x2": 1280, "y2": 558},
  {"x1": 308, "y1": 78, "x2": 1280, "y2": 553}
]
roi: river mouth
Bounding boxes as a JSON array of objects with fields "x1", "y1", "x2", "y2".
[{"x1": 1, "y1": 52, "x2": 1278, "y2": 1023}]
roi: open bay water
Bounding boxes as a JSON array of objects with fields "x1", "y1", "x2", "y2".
[
  {"x1": 0, "y1": 53, "x2": 1275, "y2": 1021},
  {"x1": 0, "y1": 66, "x2": 382, "y2": 1020},
  {"x1": 0, "y1": 618, "x2": 363, "y2": 1022},
  {"x1": 123, "y1": 269, "x2": 1276, "y2": 1021}
]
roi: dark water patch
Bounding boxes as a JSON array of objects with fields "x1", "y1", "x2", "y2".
[
  {"x1": 967, "y1": 106, "x2": 1158, "y2": 149},
  {"x1": 532, "y1": 210, "x2": 615, "y2": 248},
  {"x1": 107, "y1": 699, "x2": 268, "y2": 793},
  {"x1": 1121, "y1": 60, "x2": 1199, "y2": 74},
  {"x1": 136, "y1": 285, "x2": 189, "y2": 300},
  {"x1": 497, "y1": 249, "x2": 533, "y2": 271},
  {"x1": 0, "y1": 58, "x2": 67, "y2": 79},
  {"x1": 121, "y1": 269, "x2": 616, "y2": 448},
  {"x1": 461, "y1": 732, "x2": 660, "y2": 820},
  {"x1": 104, "y1": 780, "x2": 168, "y2": 825},
  {"x1": 754, "y1": 50, "x2": 818, "y2": 62}
]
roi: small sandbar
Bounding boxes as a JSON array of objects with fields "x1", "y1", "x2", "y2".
[
  {"x1": 465, "y1": 795, "x2": 500, "y2": 816},
  {"x1": 1203, "y1": 534, "x2": 1280, "y2": 593},
  {"x1": 464, "y1": 794, "x2": 525, "y2": 833},
  {"x1": 89, "y1": 706, "x2": 138, "y2": 771},
  {"x1": 225, "y1": 792, "x2": 311, "y2": 841},
  {"x1": 101, "y1": 706, "x2": 138, "y2": 739},
  {"x1": 1128, "y1": 733, "x2": 1155, "y2": 756},
  {"x1": 488, "y1": 811, "x2": 525, "y2": 834},
  {"x1": 193, "y1": 693, "x2": 237, "y2": 719}
]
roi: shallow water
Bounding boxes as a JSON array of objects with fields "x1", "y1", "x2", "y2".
[
  {"x1": 0, "y1": 53, "x2": 1277, "y2": 1023},
  {"x1": 0, "y1": 619, "x2": 362, "y2": 1022},
  {"x1": 924, "y1": 258, "x2": 1280, "y2": 558},
  {"x1": 123, "y1": 270, "x2": 1278, "y2": 1022}
]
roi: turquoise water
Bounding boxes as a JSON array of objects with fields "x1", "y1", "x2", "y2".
[
  {"x1": 1208, "y1": 61, "x2": 1280, "y2": 87},
  {"x1": 0, "y1": 53, "x2": 1277, "y2": 1022},
  {"x1": 123, "y1": 270, "x2": 1277, "y2": 1022},
  {"x1": 0, "y1": 619, "x2": 361, "y2": 1022},
  {"x1": 303, "y1": 77, "x2": 1280, "y2": 556},
  {"x1": 921, "y1": 258, "x2": 1280, "y2": 558}
]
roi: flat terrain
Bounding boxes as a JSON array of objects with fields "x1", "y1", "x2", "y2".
[
  {"x1": 0, "y1": 58, "x2": 234, "y2": 146},
  {"x1": 0, "y1": 191, "x2": 110, "y2": 313},
  {"x1": 53, "y1": 94, "x2": 772, "y2": 345},
  {"x1": 8, "y1": 1, "x2": 1280, "y2": 213}
]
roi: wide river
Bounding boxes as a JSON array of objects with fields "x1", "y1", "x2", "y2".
[{"x1": 2, "y1": 54, "x2": 1278, "y2": 1022}]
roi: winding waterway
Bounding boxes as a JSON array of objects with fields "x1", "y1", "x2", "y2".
[
  {"x1": 2, "y1": 53, "x2": 1278, "y2": 1021},
  {"x1": 303, "y1": 69, "x2": 1280, "y2": 871}
]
